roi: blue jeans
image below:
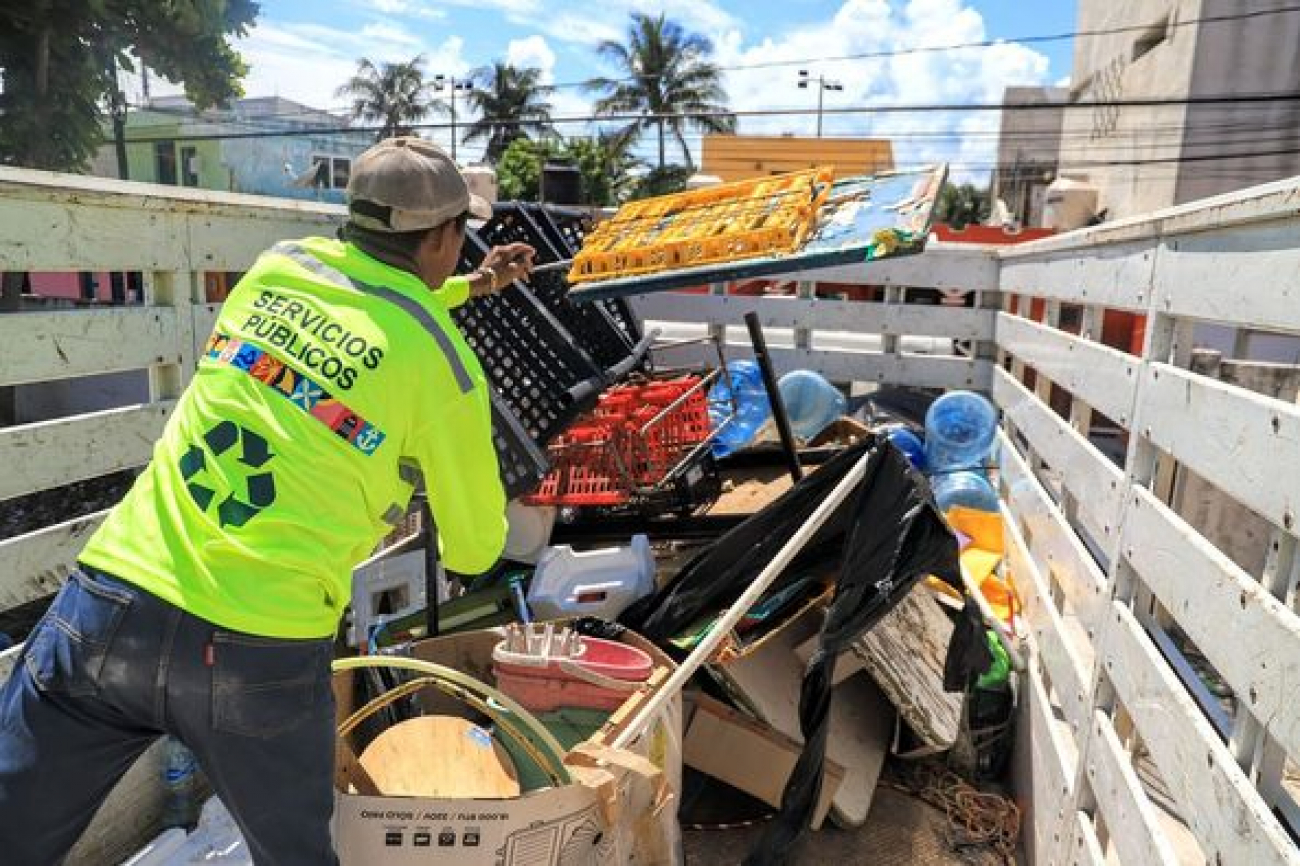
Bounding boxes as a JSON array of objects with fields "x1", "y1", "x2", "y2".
[{"x1": 0, "y1": 567, "x2": 338, "y2": 865}]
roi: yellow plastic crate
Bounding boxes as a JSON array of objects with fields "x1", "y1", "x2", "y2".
[{"x1": 568, "y1": 167, "x2": 834, "y2": 284}]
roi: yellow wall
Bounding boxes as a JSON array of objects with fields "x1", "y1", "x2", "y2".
[{"x1": 701, "y1": 135, "x2": 894, "y2": 182}]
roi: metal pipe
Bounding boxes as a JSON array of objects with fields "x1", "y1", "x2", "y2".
[
  {"x1": 743, "y1": 312, "x2": 803, "y2": 483},
  {"x1": 420, "y1": 499, "x2": 440, "y2": 639},
  {"x1": 611, "y1": 450, "x2": 870, "y2": 749}
]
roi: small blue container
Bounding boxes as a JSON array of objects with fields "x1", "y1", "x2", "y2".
[
  {"x1": 931, "y1": 470, "x2": 1000, "y2": 513},
  {"x1": 883, "y1": 427, "x2": 928, "y2": 471}
]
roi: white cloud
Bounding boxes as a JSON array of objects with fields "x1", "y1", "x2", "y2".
[
  {"x1": 363, "y1": 0, "x2": 445, "y2": 17},
  {"x1": 709, "y1": 0, "x2": 1051, "y2": 181},
  {"x1": 506, "y1": 36, "x2": 558, "y2": 82},
  {"x1": 359, "y1": 21, "x2": 425, "y2": 47}
]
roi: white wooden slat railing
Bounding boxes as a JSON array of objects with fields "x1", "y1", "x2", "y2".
[{"x1": 5, "y1": 165, "x2": 1300, "y2": 865}]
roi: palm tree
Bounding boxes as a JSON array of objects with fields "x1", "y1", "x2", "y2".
[
  {"x1": 586, "y1": 13, "x2": 736, "y2": 170},
  {"x1": 461, "y1": 62, "x2": 556, "y2": 164},
  {"x1": 336, "y1": 55, "x2": 444, "y2": 141}
]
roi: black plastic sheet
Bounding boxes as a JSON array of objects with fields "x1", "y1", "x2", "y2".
[{"x1": 622, "y1": 435, "x2": 960, "y2": 864}]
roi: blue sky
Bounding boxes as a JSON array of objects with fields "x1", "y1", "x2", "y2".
[{"x1": 135, "y1": 0, "x2": 1078, "y2": 179}]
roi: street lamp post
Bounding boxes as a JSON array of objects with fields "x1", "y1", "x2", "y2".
[
  {"x1": 796, "y1": 70, "x2": 844, "y2": 138},
  {"x1": 432, "y1": 74, "x2": 474, "y2": 162}
]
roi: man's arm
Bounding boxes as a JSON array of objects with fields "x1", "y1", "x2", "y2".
[
  {"x1": 413, "y1": 388, "x2": 507, "y2": 575},
  {"x1": 435, "y1": 243, "x2": 537, "y2": 309}
]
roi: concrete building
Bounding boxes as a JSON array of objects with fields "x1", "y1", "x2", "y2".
[
  {"x1": 1060, "y1": 1, "x2": 1300, "y2": 220},
  {"x1": 991, "y1": 86, "x2": 1067, "y2": 228},
  {"x1": 89, "y1": 96, "x2": 373, "y2": 203},
  {"x1": 700, "y1": 134, "x2": 893, "y2": 182}
]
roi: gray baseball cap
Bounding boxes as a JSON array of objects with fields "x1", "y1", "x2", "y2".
[{"x1": 346, "y1": 136, "x2": 492, "y2": 232}]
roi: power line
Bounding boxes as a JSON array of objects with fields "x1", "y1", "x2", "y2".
[{"x1": 116, "y1": 90, "x2": 1300, "y2": 145}]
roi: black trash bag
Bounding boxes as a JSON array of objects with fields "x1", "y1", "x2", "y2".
[
  {"x1": 743, "y1": 441, "x2": 961, "y2": 866},
  {"x1": 621, "y1": 439, "x2": 880, "y2": 641},
  {"x1": 943, "y1": 596, "x2": 995, "y2": 692}
]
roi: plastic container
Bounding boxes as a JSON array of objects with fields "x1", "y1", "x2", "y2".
[
  {"x1": 493, "y1": 624, "x2": 653, "y2": 714},
  {"x1": 778, "y1": 370, "x2": 846, "y2": 440},
  {"x1": 924, "y1": 390, "x2": 998, "y2": 473},
  {"x1": 528, "y1": 534, "x2": 655, "y2": 622},
  {"x1": 930, "y1": 469, "x2": 1000, "y2": 513},
  {"x1": 160, "y1": 738, "x2": 200, "y2": 830},
  {"x1": 882, "y1": 426, "x2": 927, "y2": 471},
  {"x1": 709, "y1": 360, "x2": 771, "y2": 457}
]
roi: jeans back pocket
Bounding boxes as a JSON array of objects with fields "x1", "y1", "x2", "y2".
[
  {"x1": 211, "y1": 632, "x2": 331, "y2": 739},
  {"x1": 24, "y1": 571, "x2": 133, "y2": 697}
]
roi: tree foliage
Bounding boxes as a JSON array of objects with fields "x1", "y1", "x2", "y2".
[
  {"x1": 336, "y1": 54, "x2": 444, "y2": 141},
  {"x1": 586, "y1": 13, "x2": 735, "y2": 169},
  {"x1": 462, "y1": 62, "x2": 555, "y2": 164},
  {"x1": 934, "y1": 181, "x2": 992, "y2": 229},
  {"x1": 496, "y1": 135, "x2": 643, "y2": 206},
  {"x1": 0, "y1": 0, "x2": 260, "y2": 170}
]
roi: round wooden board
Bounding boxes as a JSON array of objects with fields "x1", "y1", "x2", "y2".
[{"x1": 357, "y1": 715, "x2": 521, "y2": 798}]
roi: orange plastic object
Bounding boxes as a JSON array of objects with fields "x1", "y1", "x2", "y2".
[
  {"x1": 524, "y1": 376, "x2": 712, "y2": 506},
  {"x1": 567, "y1": 168, "x2": 835, "y2": 284}
]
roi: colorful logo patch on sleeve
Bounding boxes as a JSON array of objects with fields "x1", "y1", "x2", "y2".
[{"x1": 203, "y1": 333, "x2": 386, "y2": 456}]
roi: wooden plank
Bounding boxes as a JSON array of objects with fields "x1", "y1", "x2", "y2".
[
  {"x1": 1121, "y1": 486, "x2": 1300, "y2": 766},
  {"x1": 1136, "y1": 363, "x2": 1300, "y2": 533},
  {"x1": 1101, "y1": 603, "x2": 1300, "y2": 865},
  {"x1": 1151, "y1": 223, "x2": 1300, "y2": 336},
  {"x1": 1068, "y1": 812, "x2": 1106, "y2": 866},
  {"x1": 709, "y1": 606, "x2": 894, "y2": 828},
  {"x1": 1004, "y1": 507, "x2": 1090, "y2": 734},
  {"x1": 629, "y1": 292, "x2": 994, "y2": 340},
  {"x1": 998, "y1": 431, "x2": 1109, "y2": 640},
  {"x1": 996, "y1": 312, "x2": 1139, "y2": 427},
  {"x1": 1085, "y1": 710, "x2": 1182, "y2": 866},
  {"x1": 0, "y1": 308, "x2": 180, "y2": 387},
  {"x1": 1000, "y1": 238, "x2": 1155, "y2": 312},
  {"x1": 647, "y1": 341, "x2": 989, "y2": 390},
  {"x1": 1024, "y1": 666, "x2": 1075, "y2": 866},
  {"x1": 0, "y1": 511, "x2": 107, "y2": 611},
  {"x1": 993, "y1": 368, "x2": 1125, "y2": 544},
  {"x1": 847, "y1": 589, "x2": 961, "y2": 752},
  {"x1": 0, "y1": 166, "x2": 340, "y2": 272},
  {"x1": 0, "y1": 403, "x2": 170, "y2": 501}
]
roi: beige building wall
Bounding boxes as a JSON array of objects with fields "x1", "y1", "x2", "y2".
[
  {"x1": 701, "y1": 135, "x2": 893, "y2": 183},
  {"x1": 993, "y1": 86, "x2": 1067, "y2": 227},
  {"x1": 1059, "y1": 0, "x2": 1204, "y2": 220},
  {"x1": 1063, "y1": 1, "x2": 1300, "y2": 220}
]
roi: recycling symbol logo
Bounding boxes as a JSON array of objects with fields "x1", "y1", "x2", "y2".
[{"x1": 178, "y1": 421, "x2": 277, "y2": 529}]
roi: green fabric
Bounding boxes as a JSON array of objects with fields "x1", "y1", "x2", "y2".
[
  {"x1": 976, "y1": 629, "x2": 1011, "y2": 690},
  {"x1": 80, "y1": 237, "x2": 506, "y2": 638}
]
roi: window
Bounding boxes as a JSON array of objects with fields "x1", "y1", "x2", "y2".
[
  {"x1": 1132, "y1": 16, "x2": 1169, "y2": 62},
  {"x1": 331, "y1": 157, "x2": 351, "y2": 189},
  {"x1": 155, "y1": 141, "x2": 177, "y2": 185},
  {"x1": 310, "y1": 155, "x2": 352, "y2": 189},
  {"x1": 180, "y1": 146, "x2": 199, "y2": 186}
]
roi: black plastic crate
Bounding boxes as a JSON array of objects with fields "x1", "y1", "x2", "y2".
[{"x1": 477, "y1": 203, "x2": 644, "y2": 371}]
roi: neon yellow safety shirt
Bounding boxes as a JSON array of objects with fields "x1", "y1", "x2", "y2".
[{"x1": 79, "y1": 237, "x2": 507, "y2": 638}]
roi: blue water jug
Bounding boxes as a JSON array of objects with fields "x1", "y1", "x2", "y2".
[
  {"x1": 778, "y1": 370, "x2": 846, "y2": 440},
  {"x1": 709, "y1": 360, "x2": 772, "y2": 457},
  {"x1": 924, "y1": 391, "x2": 998, "y2": 473},
  {"x1": 930, "y1": 469, "x2": 1000, "y2": 513},
  {"x1": 883, "y1": 426, "x2": 928, "y2": 471}
]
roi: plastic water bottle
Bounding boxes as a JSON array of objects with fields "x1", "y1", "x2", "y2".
[
  {"x1": 924, "y1": 391, "x2": 998, "y2": 473},
  {"x1": 709, "y1": 360, "x2": 772, "y2": 457},
  {"x1": 161, "y1": 737, "x2": 200, "y2": 829},
  {"x1": 930, "y1": 469, "x2": 1000, "y2": 513},
  {"x1": 778, "y1": 370, "x2": 846, "y2": 440}
]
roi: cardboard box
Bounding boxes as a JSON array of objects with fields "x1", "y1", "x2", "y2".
[
  {"x1": 683, "y1": 693, "x2": 845, "y2": 829},
  {"x1": 332, "y1": 627, "x2": 682, "y2": 865}
]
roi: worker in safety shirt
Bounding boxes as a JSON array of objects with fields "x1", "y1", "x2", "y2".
[{"x1": 0, "y1": 137, "x2": 533, "y2": 864}]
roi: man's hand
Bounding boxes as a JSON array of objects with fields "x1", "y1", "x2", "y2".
[{"x1": 470, "y1": 243, "x2": 536, "y2": 297}]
